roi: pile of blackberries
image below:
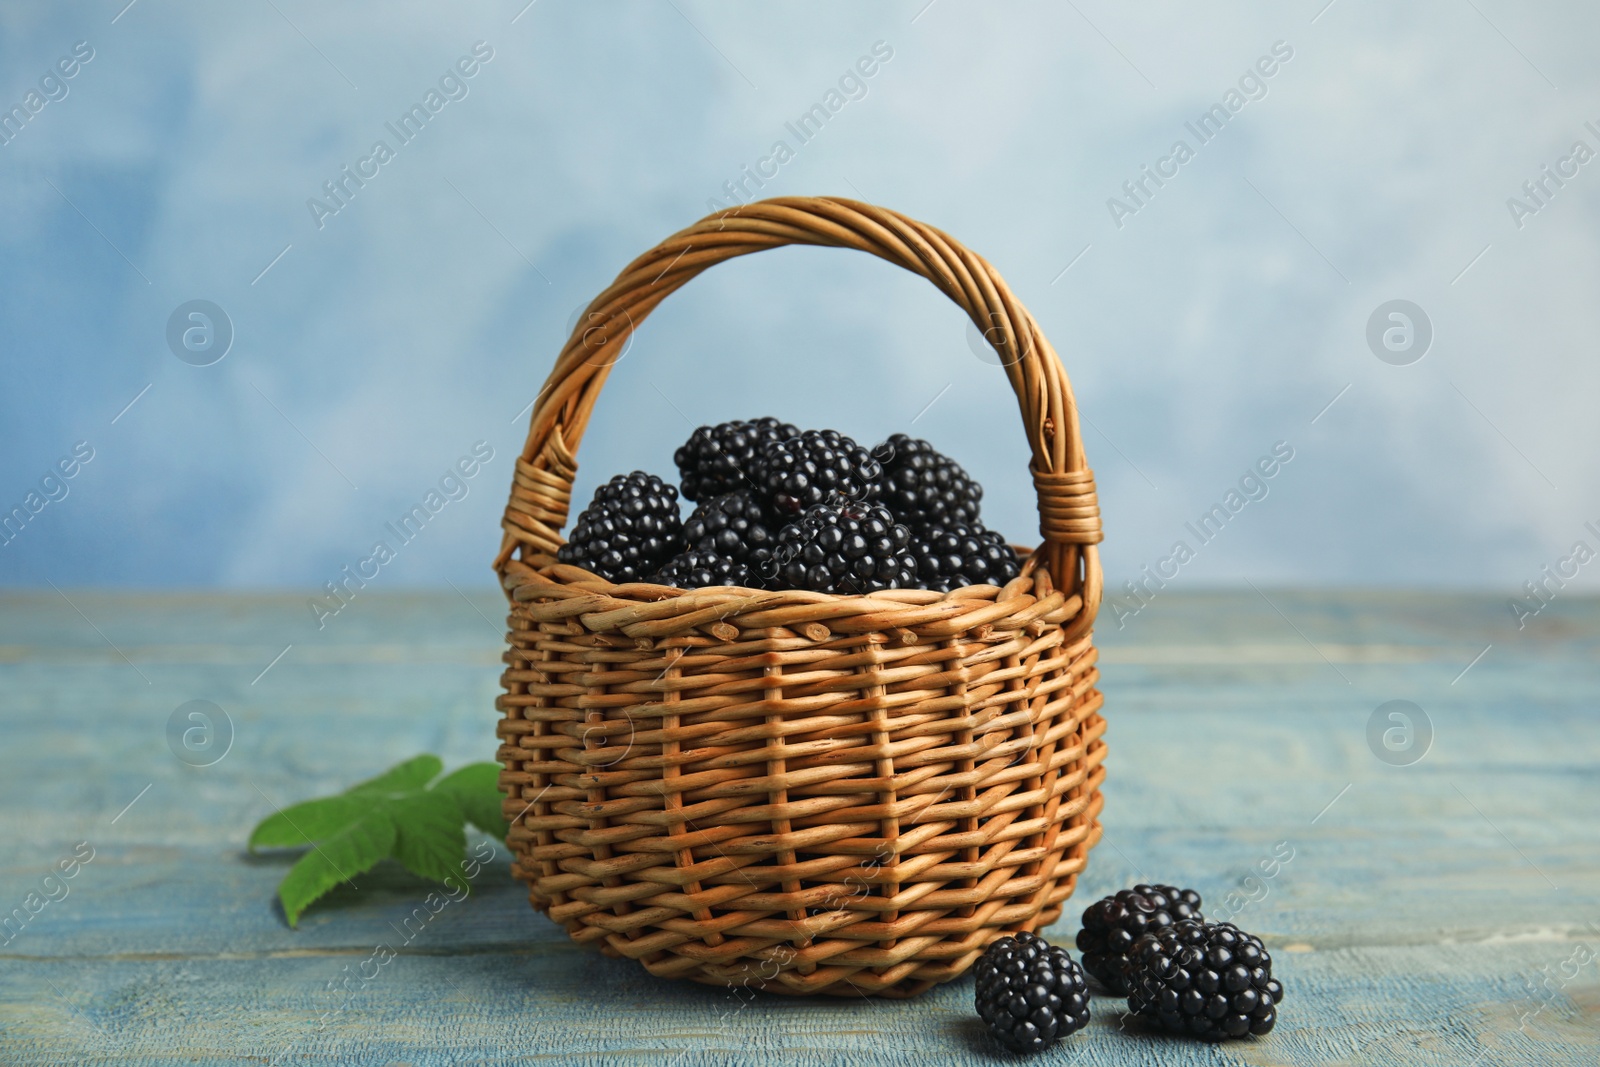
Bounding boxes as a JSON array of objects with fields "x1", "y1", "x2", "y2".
[
  {"x1": 972, "y1": 883, "x2": 1285, "y2": 1054},
  {"x1": 556, "y1": 418, "x2": 1023, "y2": 594}
]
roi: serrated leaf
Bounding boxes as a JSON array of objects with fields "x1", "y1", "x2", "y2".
[
  {"x1": 249, "y1": 795, "x2": 370, "y2": 852},
  {"x1": 433, "y1": 762, "x2": 510, "y2": 841},
  {"x1": 278, "y1": 809, "x2": 396, "y2": 927},
  {"x1": 346, "y1": 754, "x2": 442, "y2": 796},
  {"x1": 389, "y1": 791, "x2": 467, "y2": 885},
  {"x1": 252, "y1": 753, "x2": 502, "y2": 927}
]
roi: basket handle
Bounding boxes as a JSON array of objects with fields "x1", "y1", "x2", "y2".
[{"x1": 496, "y1": 196, "x2": 1102, "y2": 630}]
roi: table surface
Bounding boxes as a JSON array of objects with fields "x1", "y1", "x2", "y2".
[{"x1": 1, "y1": 588, "x2": 1596, "y2": 1066}]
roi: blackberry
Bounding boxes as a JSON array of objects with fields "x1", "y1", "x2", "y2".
[
  {"x1": 674, "y1": 417, "x2": 798, "y2": 502},
  {"x1": 682, "y1": 489, "x2": 774, "y2": 563},
  {"x1": 973, "y1": 931, "x2": 1091, "y2": 1054},
  {"x1": 759, "y1": 429, "x2": 882, "y2": 517},
  {"x1": 1076, "y1": 884, "x2": 1203, "y2": 995},
  {"x1": 909, "y1": 521, "x2": 1022, "y2": 592},
  {"x1": 1125, "y1": 920, "x2": 1283, "y2": 1042},
  {"x1": 769, "y1": 503, "x2": 916, "y2": 594},
  {"x1": 556, "y1": 471, "x2": 682, "y2": 584},
  {"x1": 872, "y1": 434, "x2": 983, "y2": 528},
  {"x1": 651, "y1": 549, "x2": 753, "y2": 589}
]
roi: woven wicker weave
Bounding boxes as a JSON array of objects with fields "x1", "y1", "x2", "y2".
[{"x1": 494, "y1": 196, "x2": 1106, "y2": 998}]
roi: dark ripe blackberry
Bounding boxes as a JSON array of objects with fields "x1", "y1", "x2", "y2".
[
  {"x1": 651, "y1": 549, "x2": 752, "y2": 590},
  {"x1": 673, "y1": 417, "x2": 798, "y2": 502},
  {"x1": 759, "y1": 429, "x2": 882, "y2": 517},
  {"x1": 872, "y1": 434, "x2": 983, "y2": 528},
  {"x1": 555, "y1": 471, "x2": 682, "y2": 584},
  {"x1": 1076, "y1": 884, "x2": 1204, "y2": 995},
  {"x1": 681, "y1": 489, "x2": 774, "y2": 563},
  {"x1": 909, "y1": 521, "x2": 1022, "y2": 592},
  {"x1": 1125, "y1": 920, "x2": 1283, "y2": 1042},
  {"x1": 973, "y1": 931, "x2": 1091, "y2": 1054},
  {"x1": 769, "y1": 503, "x2": 916, "y2": 594}
]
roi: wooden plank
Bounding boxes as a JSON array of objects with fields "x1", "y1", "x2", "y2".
[
  {"x1": 1, "y1": 940, "x2": 1595, "y2": 1066},
  {"x1": 0, "y1": 591, "x2": 1595, "y2": 1065}
]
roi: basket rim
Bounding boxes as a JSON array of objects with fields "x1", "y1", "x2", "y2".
[{"x1": 500, "y1": 549, "x2": 1089, "y2": 643}]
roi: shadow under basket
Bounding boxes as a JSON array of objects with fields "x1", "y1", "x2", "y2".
[{"x1": 493, "y1": 196, "x2": 1107, "y2": 998}]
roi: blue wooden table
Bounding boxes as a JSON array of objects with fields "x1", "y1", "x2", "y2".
[{"x1": 2, "y1": 589, "x2": 1595, "y2": 1065}]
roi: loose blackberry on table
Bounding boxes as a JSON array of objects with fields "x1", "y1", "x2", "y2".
[
  {"x1": 1076, "y1": 883, "x2": 1203, "y2": 994},
  {"x1": 555, "y1": 471, "x2": 682, "y2": 584},
  {"x1": 673, "y1": 417, "x2": 798, "y2": 502},
  {"x1": 909, "y1": 521, "x2": 1021, "y2": 592},
  {"x1": 973, "y1": 931, "x2": 1091, "y2": 1054},
  {"x1": 770, "y1": 502, "x2": 916, "y2": 594},
  {"x1": 1125, "y1": 919, "x2": 1284, "y2": 1042},
  {"x1": 872, "y1": 433, "x2": 983, "y2": 529},
  {"x1": 759, "y1": 428, "x2": 882, "y2": 517}
]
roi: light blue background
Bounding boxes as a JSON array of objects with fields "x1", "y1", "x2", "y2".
[{"x1": 2, "y1": 1, "x2": 1595, "y2": 608}]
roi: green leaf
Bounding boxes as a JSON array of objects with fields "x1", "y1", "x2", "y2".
[
  {"x1": 277, "y1": 809, "x2": 396, "y2": 927},
  {"x1": 433, "y1": 762, "x2": 510, "y2": 841},
  {"x1": 249, "y1": 795, "x2": 369, "y2": 852},
  {"x1": 390, "y1": 791, "x2": 467, "y2": 885},
  {"x1": 250, "y1": 754, "x2": 500, "y2": 928},
  {"x1": 346, "y1": 754, "x2": 442, "y2": 796}
]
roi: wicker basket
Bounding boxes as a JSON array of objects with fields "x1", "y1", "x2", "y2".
[{"x1": 493, "y1": 196, "x2": 1106, "y2": 998}]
